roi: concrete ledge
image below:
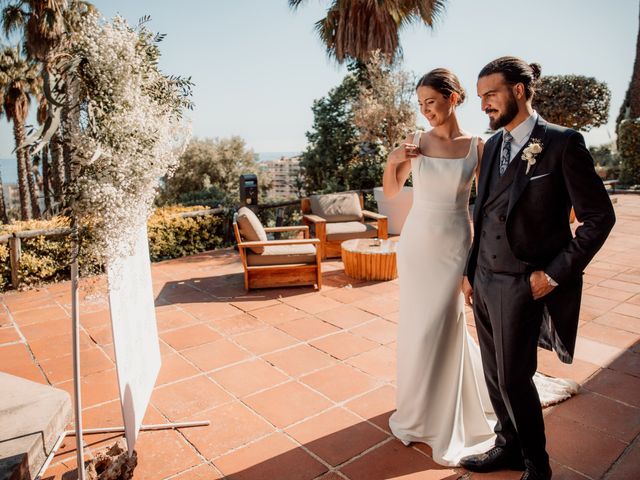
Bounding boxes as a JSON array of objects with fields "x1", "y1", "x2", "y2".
[{"x1": 0, "y1": 372, "x2": 71, "y2": 480}]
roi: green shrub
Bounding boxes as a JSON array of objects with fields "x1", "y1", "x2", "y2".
[
  {"x1": 0, "y1": 206, "x2": 228, "y2": 291},
  {"x1": 618, "y1": 118, "x2": 640, "y2": 186}
]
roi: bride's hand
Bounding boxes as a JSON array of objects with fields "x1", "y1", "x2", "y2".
[
  {"x1": 462, "y1": 276, "x2": 473, "y2": 307},
  {"x1": 389, "y1": 143, "x2": 419, "y2": 165}
]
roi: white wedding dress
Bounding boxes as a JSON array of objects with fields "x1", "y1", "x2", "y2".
[
  {"x1": 389, "y1": 133, "x2": 496, "y2": 466},
  {"x1": 389, "y1": 132, "x2": 578, "y2": 466}
]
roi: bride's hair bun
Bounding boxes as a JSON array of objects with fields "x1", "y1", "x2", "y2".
[
  {"x1": 529, "y1": 63, "x2": 542, "y2": 81},
  {"x1": 416, "y1": 68, "x2": 466, "y2": 106}
]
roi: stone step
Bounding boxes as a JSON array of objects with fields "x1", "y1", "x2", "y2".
[{"x1": 0, "y1": 372, "x2": 71, "y2": 480}]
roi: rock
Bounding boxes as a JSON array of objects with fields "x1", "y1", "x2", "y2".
[{"x1": 85, "y1": 439, "x2": 137, "y2": 480}]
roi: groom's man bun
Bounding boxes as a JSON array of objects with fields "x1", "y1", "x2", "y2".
[{"x1": 479, "y1": 56, "x2": 541, "y2": 99}]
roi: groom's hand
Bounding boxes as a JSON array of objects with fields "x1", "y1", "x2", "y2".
[
  {"x1": 462, "y1": 276, "x2": 473, "y2": 306},
  {"x1": 529, "y1": 270, "x2": 556, "y2": 300}
]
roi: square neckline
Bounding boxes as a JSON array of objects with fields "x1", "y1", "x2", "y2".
[{"x1": 414, "y1": 132, "x2": 476, "y2": 161}]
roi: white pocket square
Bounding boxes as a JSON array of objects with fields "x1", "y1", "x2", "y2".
[{"x1": 530, "y1": 173, "x2": 551, "y2": 181}]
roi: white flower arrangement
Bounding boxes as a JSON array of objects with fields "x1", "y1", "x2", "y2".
[
  {"x1": 55, "y1": 14, "x2": 193, "y2": 264},
  {"x1": 522, "y1": 138, "x2": 543, "y2": 174}
]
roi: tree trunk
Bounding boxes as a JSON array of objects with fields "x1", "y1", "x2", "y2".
[
  {"x1": 13, "y1": 120, "x2": 30, "y2": 220},
  {"x1": 26, "y1": 154, "x2": 41, "y2": 219},
  {"x1": 630, "y1": 5, "x2": 640, "y2": 118},
  {"x1": 42, "y1": 145, "x2": 52, "y2": 213},
  {"x1": 0, "y1": 170, "x2": 8, "y2": 224},
  {"x1": 50, "y1": 132, "x2": 65, "y2": 204}
]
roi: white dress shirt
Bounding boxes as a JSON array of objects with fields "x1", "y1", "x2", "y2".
[{"x1": 502, "y1": 111, "x2": 538, "y2": 163}]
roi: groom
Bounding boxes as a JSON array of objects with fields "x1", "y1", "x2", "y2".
[{"x1": 461, "y1": 57, "x2": 615, "y2": 480}]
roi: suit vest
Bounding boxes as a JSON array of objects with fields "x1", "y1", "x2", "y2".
[{"x1": 476, "y1": 152, "x2": 530, "y2": 274}]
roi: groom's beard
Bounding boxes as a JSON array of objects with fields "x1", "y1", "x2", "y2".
[{"x1": 488, "y1": 94, "x2": 519, "y2": 130}]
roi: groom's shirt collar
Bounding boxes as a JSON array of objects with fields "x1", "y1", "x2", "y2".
[{"x1": 502, "y1": 111, "x2": 538, "y2": 162}]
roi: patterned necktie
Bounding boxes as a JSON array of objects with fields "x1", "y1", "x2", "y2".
[{"x1": 500, "y1": 131, "x2": 513, "y2": 176}]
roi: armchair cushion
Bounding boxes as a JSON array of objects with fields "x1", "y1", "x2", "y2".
[
  {"x1": 325, "y1": 222, "x2": 378, "y2": 242},
  {"x1": 246, "y1": 244, "x2": 317, "y2": 266},
  {"x1": 310, "y1": 192, "x2": 363, "y2": 222},
  {"x1": 236, "y1": 207, "x2": 268, "y2": 254}
]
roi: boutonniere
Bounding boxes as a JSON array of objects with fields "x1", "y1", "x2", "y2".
[{"x1": 522, "y1": 138, "x2": 543, "y2": 174}]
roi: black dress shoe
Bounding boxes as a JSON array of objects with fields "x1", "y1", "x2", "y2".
[
  {"x1": 459, "y1": 446, "x2": 525, "y2": 472},
  {"x1": 520, "y1": 464, "x2": 552, "y2": 480}
]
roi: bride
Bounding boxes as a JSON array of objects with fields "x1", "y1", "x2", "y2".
[{"x1": 383, "y1": 68, "x2": 575, "y2": 467}]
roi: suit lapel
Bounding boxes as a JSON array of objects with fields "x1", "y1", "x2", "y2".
[
  {"x1": 507, "y1": 117, "x2": 549, "y2": 216},
  {"x1": 473, "y1": 134, "x2": 500, "y2": 224}
]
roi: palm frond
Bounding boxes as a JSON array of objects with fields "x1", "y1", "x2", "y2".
[{"x1": 1, "y1": 4, "x2": 26, "y2": 38}]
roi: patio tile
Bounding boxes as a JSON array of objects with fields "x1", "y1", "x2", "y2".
[
  {"x1": 281, "y1": 293, "x2": 344, "y2": 314},
  {"x1": 310, "y1": 331, "x2": 378, "y2": 360},
  {"x1": 345, "y1": 385, "x2": 396, "y2": 432},
  {"x1": 155, "y1": 352, "x2": 201, "y2": 385},
  {"x1": 600, "y1": 278, "x2": 640, "y2": 294},
  {"x1": 77, "y1": 309, "x2": 112, "y2": 329},
  {"x1": 346, "y1": 346, "x2": 396, "y2": 382},
  {"x1": 10, "y1": 304, "x2": 69, "y2": 326},
  {"x1": 545, "y1": 414, "x2": 628, "y2": 479},
  {"x1": 604, "y1": 436, "x2": 640, "y2": 480},
  {"x1": 275, "y1": 316, "x2": 341, "y2": 341},
  {"x1": 155, "y1": 308, "x2": 199, "y2": 332},
  {"x1": 536, "y1": 349, "x2": 600, "y2": 384},
  {"x1": 84, "y1": 324, "x2": 113, "y2": 347},
  {"x1": 613, "y1": 302, "x2": 640, "y2": 319},
  {"x1": 180, "y1": 300, "x2": 243, "y2": 321},
  {"x1": 160, "y1": 323, "x2": 221, "y2": 350},
  {"x1": 300, "y1": 364, "x2": 380, "y2": 403},
  {"x1": 41, "y1": 347, "x2": 113, "y2": 384},
  {"x1": 352, "y1": 296, "x2": 400, "y2": 316},
  {"x1": 56, "y1": 368, "x2": 120, "y2": 409},
  {"x1": 181, "y1": 338, "x2": 251, "y2": 372},
  {"x1": 351, "y1": 318, "x2": 397, "y2": 344},
  {"x1": 243, "y1": 381, "x2": 332, "y2": 428},
  {"x1": 580, "y1": 294, "x2": 618, "y2": 314},
  {"x1": 151, "y1": 374, "x2": 233, "y2": 420},
  {"x1": 230, "y1": 296, "x2": 281, "y2": 312},
  {"x1": 2, "y1": 359, "x2": 48, "y2": 384},
  {"x1": 134, "y1": 429, "x2": 202, "y2": 480},
  {"x1": 321, "y1": 286, "x2": 372, "y2": 304},
  {"x1": 20, "y1": 318, "x2": 71, "y2": 342},
  {"x1": 573, "y1": 336, "x2": 623, "y2": 366},
  {"x1": 169, "y1": 463, "x2": 223, "y2": 480},
  {"x1": 583, "y1": 368, "x2": 640, "y2": 407},
  {"x1": 233, "y1": 326, "x2": 299, "y2": 355},
  {"x1": 317, "y1": 305, "x2": 378, "y2": 329},
  {"x1": 549, "y1": 390, "x2": 640, "y2": 443},
  {"x1": 577, "y1": 322, "x2": 639, "y2": 349},
  {"x1": 214, "y1": 432, "x2": 328, "y2": 480},
  {"x1": 209, "y1": 358, "x2": 289, "y2": 397},
  {"x1": 0, "y1": 325, "x2": 20, "y2": 344},
  {"x1": 583, "y1": 284, "x2": 635, "y2": 302},
  {"x1": 263, "y1": 344, "x2": 337, "y2": 377},
  {"x1": 285, "y1": 407, "x2": 388, "y2": 466},
  {"x1": 179, "y1": 401, "x2": 274, "y2": 459},
  {"x1": 248, "y1": 303, "x2": 307, "y2": 325},
  {"x1": 593, "y1": 311, "x2": 640, "y2": 334},
  {"x1": 208, "y1": 312, "x2": 265, "y2": 335},
  {"x1": 339, "y1": 439, "x2": 454, "y2": 479},
  {"x1": 607, "y1": 348, "x2": 640, "y2": 378}
]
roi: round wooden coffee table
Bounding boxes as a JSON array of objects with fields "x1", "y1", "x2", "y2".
[{"x1": 341, "y1": 238, "x2": 398, "y2": 281}]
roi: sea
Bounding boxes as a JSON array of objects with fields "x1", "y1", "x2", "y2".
[{"x1": 0, "y1": 151, "x2": 301, "y2": 184}]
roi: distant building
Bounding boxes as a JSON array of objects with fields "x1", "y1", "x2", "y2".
[
  {"x1": 2, "y1": 183, "x2": 20, "y2": 212},
  {"x1": 260, "y1": 156, "x2": 303, "y2": 199}
]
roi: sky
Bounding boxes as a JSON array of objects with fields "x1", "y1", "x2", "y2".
[{"x1": 0, "y1": 0, "x2": 638, "y2": 166}]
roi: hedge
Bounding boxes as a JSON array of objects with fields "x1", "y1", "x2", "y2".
[
  {"x1": 619, "y1": 118, "x2": 640, "y2": 186},
  {"x1": 0, "y1": 206, "x2": 227, "y2": 291}
]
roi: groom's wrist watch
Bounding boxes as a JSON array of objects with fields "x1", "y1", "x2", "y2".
[{"x1": 544, "y1": 273, "x2": 558, "y2": 287}]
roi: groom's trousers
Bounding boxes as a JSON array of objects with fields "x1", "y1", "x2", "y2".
[{"x1": 473, "y1": 265, "x2": 550, "y2": 470}]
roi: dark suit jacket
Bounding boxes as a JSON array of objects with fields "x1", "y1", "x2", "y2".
[{"x1": 465, "y1": 116, "x2": 616, "y2": 363}]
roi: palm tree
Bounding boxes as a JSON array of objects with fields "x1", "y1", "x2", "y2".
[
  {"x1": 0, "y1": 45, "x2": 42, "y2": 220},
  {"x1": 289, "y1": 0, "x2": 447, "y2": 63},
  {"x1": 2, "y1": 0, "x2": 96, "y2": 206}
]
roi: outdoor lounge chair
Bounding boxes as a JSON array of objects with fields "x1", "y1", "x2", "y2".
[
  {"x1": 301, "y1": 191, "x2": 388, "y2": 259},
  {"x1": 233, "y1": 207, "x2": 322, "y2": 291}
]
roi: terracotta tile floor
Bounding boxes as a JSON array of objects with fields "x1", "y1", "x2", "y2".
[{"x1": 2, "y1": 194, "x2": 640, "y2": 479}]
